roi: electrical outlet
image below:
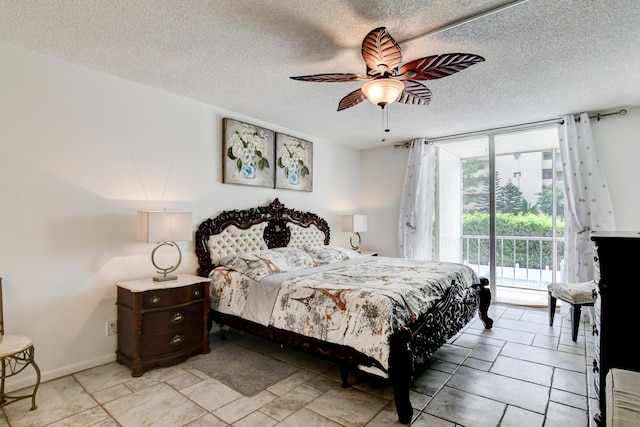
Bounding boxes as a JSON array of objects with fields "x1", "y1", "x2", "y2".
[{"x1": 106, "y1": 320, "x2": 117, "y2": 336}]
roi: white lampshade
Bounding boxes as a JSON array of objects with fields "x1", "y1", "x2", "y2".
[
  {"x1": 137, "y1": 211, "x2": 192, "y2": 243},
  {"x1": 342, "y1": 215, "x2": 368, "y2": 233},
  {"x1": 361, "y1": 79, "x2": 404, "y2": 107}
]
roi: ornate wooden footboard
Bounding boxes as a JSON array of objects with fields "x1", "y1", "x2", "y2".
[
  {"x1": 390, "y1": 277, "x2": 492, "y2": 423},
  {"x1": 196, "y1": 199, "x2": 493, "y2": 424}
]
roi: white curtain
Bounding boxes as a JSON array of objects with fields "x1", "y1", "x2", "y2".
[
  {"x1": 398, "y1": 139, "x2": 436, "y2": 260},
  {"x1": 558, "y1": 112, "x2": 616, "y2": 283}
]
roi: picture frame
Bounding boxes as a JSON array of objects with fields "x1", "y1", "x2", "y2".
[
  {"x1": 223, "y1": 118, "x2": 275, "y2": 188},
  {"x1": 275, "y1": 133, "x2": 313, "y2": 192}
]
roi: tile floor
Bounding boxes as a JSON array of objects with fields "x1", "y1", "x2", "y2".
[{"x1": 1, "y1": 303, "x2": 598, "y2": 426}]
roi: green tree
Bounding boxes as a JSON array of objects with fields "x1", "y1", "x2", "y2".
[
  {"x1": 521, "y1": 199, "x2": 539, "y2": 214},
  {"x1": 496, "y1": 179, "x2": 524, "y2": 214},
  {"x1": 536, "y1": 184, "x2": 565, "y2": 217},
  {"x1": 462, "y1": 159, "x2": 490, "y2": 213}
]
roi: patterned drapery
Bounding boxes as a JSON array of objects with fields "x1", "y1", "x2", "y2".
[
  {"x1": 558, "y1": 113, "x2": 616, "y2": 283},
  {"x1": 398, "y1": 139, "x2": 435, "y2": 260}
]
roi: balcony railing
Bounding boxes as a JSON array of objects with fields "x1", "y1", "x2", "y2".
[{"x1": 462, "y1": 234, "x2": 565, "y2": 291}]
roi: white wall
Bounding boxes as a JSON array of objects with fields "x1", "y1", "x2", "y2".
[
  {"x1": 591, "y1": 108, "x2": 640, "y2": 230},
  {"x1": 361, "y1": 107, "x2": 640, "y2": 257},
  {"x1": 0, "y1": 41, "x2": 361, "y2": 389},
  {"x1": 359, "y1": 145, "x2": 409, "y2": 257}
]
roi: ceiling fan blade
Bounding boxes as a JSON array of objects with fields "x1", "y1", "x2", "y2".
[
  {"x1": 397, "y1": 81, "x2": 432, "y2": 105},
  {"x1": 399, "y1": 53, "x2": 485, "y2": 80},
  {"x1": 290, "y1": 73, "x2": 366, "y2": 82},
  {"x1": 337, "y1": 88, "x2": 367, "y2": 111},
  {"x1": 361, "y1": 27, "x2": 403, "y2": 77}
]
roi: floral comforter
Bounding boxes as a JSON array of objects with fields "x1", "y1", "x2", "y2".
[{"x1": 209, "y1": 246, "x2": 478, "y2": 370}]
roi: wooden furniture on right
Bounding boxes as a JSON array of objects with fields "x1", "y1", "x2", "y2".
[
  {"x1": 591, "y1": 231, "x2": 640, "y2": 425},
  {"x1": 116, "y1": 274, "x2": 210, "y2": 377}
]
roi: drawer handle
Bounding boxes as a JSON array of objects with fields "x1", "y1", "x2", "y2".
[
  {"x1": 592, "y1": 325, "x2": 599, "y2": 336},
  {"x1": 171, "y1": 312, "x2": 184, "y2": 324},
  {"x1": 170, "y1": 335, "x2": 183, "y2": 346},
  {"x1": 193, "y1": 290, "x2": 201, "y2": 297},
  {"x1": 593, "y1": 359, "x2": 599, "y2": 373},
  {"x1": 149, "y1": 295, "x2": 160, "y2": 304}
]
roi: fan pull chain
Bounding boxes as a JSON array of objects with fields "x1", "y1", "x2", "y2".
[
  {"x1": 380, "y1": 107, "x2": 385, "y2": 142},
  {"x1": 385, "y1": 105, "x2": 390, "y2": 133},
  {"x1": 380, "y1": 105, "x2": 391, "y2": 142}
]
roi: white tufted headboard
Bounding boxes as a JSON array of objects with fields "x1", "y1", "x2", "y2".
[
  {"x1": 195, "y1": 198, "x2": 330, "y2": 276},
  {"x1": 286, "y1": 223, "x2": 327, "y2": 247}
]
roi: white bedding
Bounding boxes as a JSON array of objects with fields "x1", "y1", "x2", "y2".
[
  {"x1": 242, "y1": 257, "x2": 370, "y2": 326},
  {"x1": 209, "y1": 246, "x2": 478, "y2": 370}
]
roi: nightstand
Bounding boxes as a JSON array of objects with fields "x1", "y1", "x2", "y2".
[
  {"x1": 359, "y1": 251, "x2": 379, "y2": 256},
  {"x1": 116, "y1": 274, "x2": 210, "y2": 377}
]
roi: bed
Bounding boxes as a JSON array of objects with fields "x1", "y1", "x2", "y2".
[{"x1": 195, "y1": 198, "x2": 492, "y2": 424}]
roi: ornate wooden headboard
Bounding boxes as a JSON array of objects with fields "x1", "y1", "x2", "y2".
[{"x1": 195, "y1": 198, "x2": 330, "y2": 277}]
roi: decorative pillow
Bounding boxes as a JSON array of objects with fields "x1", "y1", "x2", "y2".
[
  {"x1": 219, "y1": 247, "x2": 315, "y2": 281},
  {"x1": 303, "y1": 245, "x2": 362, "y2": 264}
]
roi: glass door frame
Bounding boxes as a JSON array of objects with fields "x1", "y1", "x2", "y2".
[{"x1": 435, "y1": 124, "x2": 563, "y2": 303}]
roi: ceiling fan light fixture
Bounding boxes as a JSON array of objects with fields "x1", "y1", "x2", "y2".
[
  {"x1": 290, "y1": 27, "x2": 484, "y2": 111},
  {"x1": 362, "y1": 79, "x2": 404, "y2": 107}
]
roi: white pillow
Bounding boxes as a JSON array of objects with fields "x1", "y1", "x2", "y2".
[
  {"x1": 303, "y1": 245, "x2": 362, "y2": 264},
  {"x1": 219, "y1": 247, "x2": 315, "y2": 281}
]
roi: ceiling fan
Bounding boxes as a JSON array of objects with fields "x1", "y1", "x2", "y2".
[{"x1": 290, "y1": 27, "x2": 485, "y2": 111}]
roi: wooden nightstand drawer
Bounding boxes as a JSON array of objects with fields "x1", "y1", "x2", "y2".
[
  {"x1": 142, "y1": 302, "x2": 202, "y2": 334},
  {"x1": 140, "y1": 324, "x2": 203, "y2": 358},
  {"x1": 116, "y1": 274, "x2": 210, "y2": 376},
  {"x1": 140, "y1": 283, "x2": 206, "y2": 309}
]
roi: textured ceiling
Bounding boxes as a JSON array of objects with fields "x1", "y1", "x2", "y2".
[{"x1": 1, "y1": 0, "x2": 639, "y2": 150}]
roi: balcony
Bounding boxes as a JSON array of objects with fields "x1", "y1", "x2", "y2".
[{"x1": 462, "y1": 234, "x2": 564, "y2": 292}]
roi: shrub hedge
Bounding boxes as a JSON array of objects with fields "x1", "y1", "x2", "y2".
[{"x1": 462, "y1": 212, "x2": 565, "y2": 269}]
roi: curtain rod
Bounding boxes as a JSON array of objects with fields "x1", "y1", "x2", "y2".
[
  {"x1": 393, "y1": 108, "x2": 628, "y2": 148},
  {"x1": 398, "y1": 0, "x2": 531, "y2": 46},
  {"x1": 577, "y1": 109, "x2": 627, "y2": 122}
]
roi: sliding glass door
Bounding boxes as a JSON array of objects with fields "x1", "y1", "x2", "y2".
[{"x1": 436, "y1": 126, "x2": 564, "y2": 303}]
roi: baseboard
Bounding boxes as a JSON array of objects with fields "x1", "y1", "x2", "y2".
[{"x1": 3, "y1": 353, "x2": 117, "y2": 393}]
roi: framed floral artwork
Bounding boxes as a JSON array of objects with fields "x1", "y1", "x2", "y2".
[
  {"x1": 223, "y1": 118, "x2": 275, "y2": 188},
  {"x1": 275, "y1": 133, "x2": 313, "y2": 191}
]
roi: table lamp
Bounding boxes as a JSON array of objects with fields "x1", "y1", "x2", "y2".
[
  {"x1": 137, "y1": 210, "x2": 192, "y2": 281},
  {"x1": 342, "y1": 214, "x2": 368, "y2": 251}
]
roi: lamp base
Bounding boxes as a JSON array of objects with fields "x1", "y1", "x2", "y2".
[
  {"x1": 153, "y1": 275, "x2": 177, "y2": 282},
  {"x1": 349, "y1": 232, "x2": 362, "y2": 251},
  {"x1": 151, "y1": 242, "x2": 182, "y2": 283}
]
